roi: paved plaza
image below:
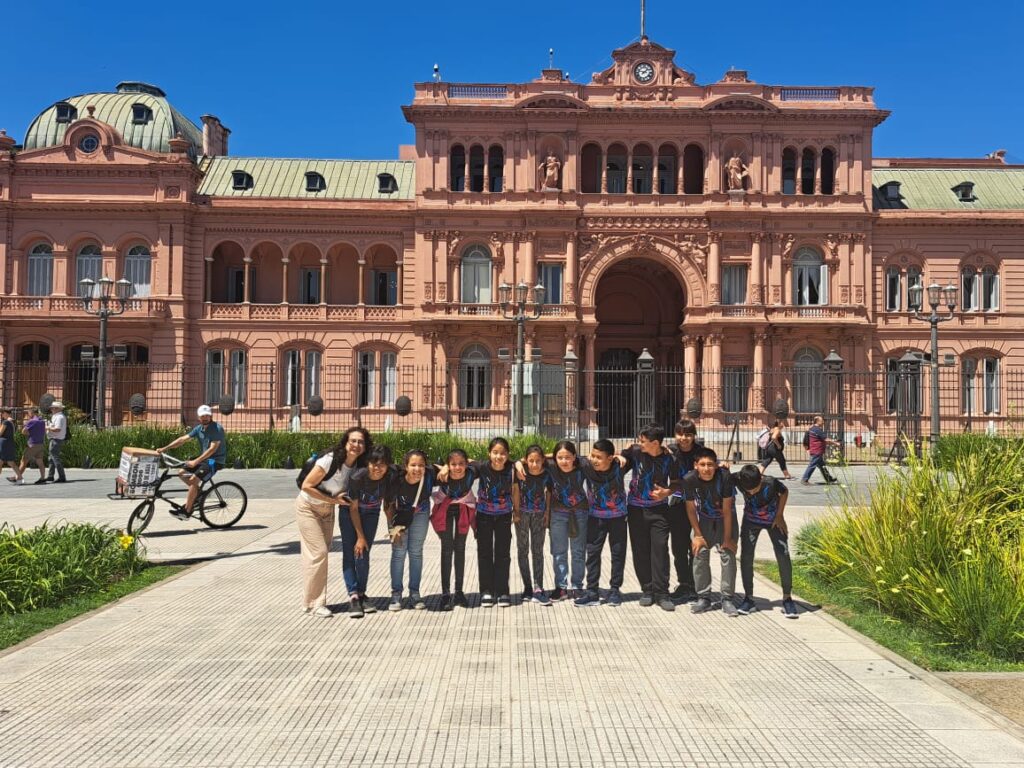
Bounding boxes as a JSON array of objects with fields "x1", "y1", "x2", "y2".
[{"x1": 1, "y1": 466, "x2": 1023, "y2": 767}]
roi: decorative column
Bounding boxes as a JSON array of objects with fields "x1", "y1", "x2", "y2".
[
  {"x1": 565, "y1": 235, "x2": 577, "y2": 304},
  {"x1": 750, "y1": 232, "x2": 764, "y2": 304},
  {"x1": 677, "y1": 160, "x2": 685, "y2": 196},
  {"x1": 600, "y1": 148, "x2": 608, "y2": 193},
  {"x1": 52, "y1": 248, "x2": 69, "y2": 296},
  {"x1": 463, "y1": 152, "x2": 470, "y2": 193},
  {"x1": 653, "y1": 160, "x2": 660, "y2": 195},
  {"x1": 280, "y1": 257, "x2": 289, "y2": 303},
  {"x1": 357, "y1": 258, "x2": 366, "y2": 304},
  {"x1": 838, "y1": 233, "x2": 851, "y2": 305},
  {"x1": 9, "y1": 248, "x2": 22, "y2": 296},
  {"x1": 483, "y1": 147, "x2": 490, "y2": 193},
  {"x1": 852, "y1": 233, "x2": 867, "y2": 307},
  {"x1": 683, "y1": 335, "x2": 699, "y2": 399},
  {"x1": 395, "y1": 260, "x2": 404, "y2": 305},
  {"x1": 319, "y1": 258, "x2": 328, "y2": 304},
  {"x1": 242, "y1": 256, "x2": 252, "y2": 303},
  {"x1": 523, "y1": 232, "x2": 536, "y2": 288},
  {"x1": 706, "y1": 333, "x2": 723, "y2": 411},
  {"x1": 770, "y1": 233, "x2": 786, "y2": 306},
  {"x1": 752, "y1": 331, "x2": 767, "y2": 410},
  {"x1": 584, "y1": 332, "x2": 597, "y2": 412},
  {"x1": 625, "y1": 147, "x2": 634, "y2": 194},
  {"x1": 204, "y1": 256, "x2": 213, "y2": 302},
  {"x1": 708, "y1": 232, "x2": 722, "y2": 304},
  {"x1": 451, "y1": 256, "x2": 461, "y2": 304}
]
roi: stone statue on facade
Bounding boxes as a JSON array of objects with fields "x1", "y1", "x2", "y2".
[
  {"x1": 538, "y1": 151, "x2": 561, "y2": 191},
  {"x1": 726, "y1": 152, "x2": 749, "y2": 191}
]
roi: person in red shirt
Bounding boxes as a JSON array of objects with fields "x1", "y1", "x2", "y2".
[{"x1": 800, "y1": 416, "x2": 839, "y2": 485}]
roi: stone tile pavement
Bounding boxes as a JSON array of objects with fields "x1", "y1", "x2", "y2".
[{"x1": 1, "y1": 467, "x2": 1023, "y2": 767}]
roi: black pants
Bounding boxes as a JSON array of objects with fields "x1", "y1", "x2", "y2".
[
  {"x1": 759, "y1": 443, "x2": 788, "y2": 473},
  {"x1": 668, "y1": 508, "x2": 695, "y2": 592},
  {"x1": 476, "y1": 512, "x2": 512, "y2": 597},
  {"x1": 436, "y1": 503, "x2": 467, "y2": 594},
  {"x1": 628, "y1": 504, "x2": 671, "y2": 599},
  {"x1": 585, "y1": 515, "x2": 628, "y2": 591},
  {"x1": 740, "y1": 520, "x2": 793, "y2": 598}
]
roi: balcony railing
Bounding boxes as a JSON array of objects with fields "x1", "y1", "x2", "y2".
[
  {"x1": 204, "y1": 303, "x2": 402, "y2": 321},
  {"x1": 447, "y1": 84, "x2": 508, "y2": 99},
  {"x1": 779, "y1": 87, "x2": 841, "y2": 101},
  {"x1": 0, "y1": 296, "x2": 168, "y2": 317}
]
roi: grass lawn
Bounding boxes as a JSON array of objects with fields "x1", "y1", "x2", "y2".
[
  {"x1": 0, "y1": 564, "x2": 184, "y2": 651},
  {"x1": 755, "y1": 560, "x2": 1024, "y2": 673}
]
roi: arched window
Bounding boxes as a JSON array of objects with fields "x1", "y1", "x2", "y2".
[
  {"x1": 886, "y1": 355, "x2": 923, "y2": 414},
  {"x1": 487, "y1": 145, "x2": 504, "y2": 192},
  {"x1": 124, "y1": 245, "x2": 151, "y2": 298},
  {"x1": 449, "y1": 145, "x2": 466, "y2": 191},
  {"x1": 469, "y1": 145, "x2": 485, "y2": 193},
  {"x1": 682, "y1": 144, "x2": 704, "y2": 194},
  {"x1": 982, "y1": 267, "x2": 999, "y2": 311},
  {"x1": 356, "y1": 349, "x2": 396, "y2": 408},
  {"x1": 580, "y1": 143, "x2": 602, "y2": 193},
  {"x1": 781, "y1": 148, "x2": 797, "y2": 195},
  {"x1": 793, "y1": 247, "x2": 827, "y2": 306},
  {"x1": 820, "y1": 148, "x2": 836, "y2": 195},
  {"x1": 961, "y1": 267, "x2": 979, "y2": 311},
  {"x1": 205, "y1": 347, "x2": 247, "y2": 406},
  {"x1": 283, "y1": 348, "x2": 322, "y2": 406},
  {"x1": 459, "y1": 344, "x2": 491, "y2": 409},
  {"x1": 792, "y1": 347, "x2": 823, "y2": 414},
  {"x1": 460, "y1": 245, "x2": 492, "y2": 304},
  {"x1": 800, "y1": 148, "x2": 816, "y2": 195},
  {"x1": 76, "y1": 244, "x2": 103, "y2": 298},
  {"x1": 26, "y1": 243, "x2": 54, "y2": 296}
]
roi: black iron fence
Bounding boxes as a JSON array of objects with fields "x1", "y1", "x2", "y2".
[{"x1": 3, "y1": 359, "x2": 1023, "y2": 463}]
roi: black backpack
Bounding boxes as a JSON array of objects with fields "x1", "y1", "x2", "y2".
[
  {"x1": 802, "y1": 430, "x2": 811, "y2": 450},
  {"x1": 295, "y1": 450, "x2": 339, "y2": 490},
  {"x1": 63, "y1": 420, "x2": 72, "y2": 443}
]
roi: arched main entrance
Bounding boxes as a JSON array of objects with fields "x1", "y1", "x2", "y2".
[{"x1": 593, "y1": 257, "x2": 686, "y2": 438}]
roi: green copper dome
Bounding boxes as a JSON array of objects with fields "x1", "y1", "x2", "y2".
[{"x1": 23, "y1": 82, "x2": 203, "y2": 155}]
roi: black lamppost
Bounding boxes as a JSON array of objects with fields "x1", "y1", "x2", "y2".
[
  {"x1": 79, "y1": 276, "x2": 133, "y2": 429},
  {"x1": 908, "y1": 281, "x2": 957, "y2": 445},
  {"x1": 499, "y1": 280, "x2": 545, "y2": 433}
]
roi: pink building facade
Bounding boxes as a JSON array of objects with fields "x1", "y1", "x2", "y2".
[{"x1": 1, "y1": 39, "x2": 1022, "y2": 447}]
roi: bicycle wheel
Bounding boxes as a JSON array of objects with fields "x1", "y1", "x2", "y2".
[
  {"x1": 127, "y1": 499, "x2": 156, "y2": 536},
  {"x1": 198, "y1": 481, "x2": 247, "y2": 528}
]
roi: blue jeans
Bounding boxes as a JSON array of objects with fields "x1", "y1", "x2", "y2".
[
  {"x1": 340, "y1": 510, "x2": 380, "y2": 597},
  {"x1": 801, "y1": 453, "x2": 835, "y2": 483},
  {"x1": 549, "y1": 510, "x2": 588, "y2": 590},
  {"x1": 390, "y1": 510, "x2": 429, "y2": 596}
]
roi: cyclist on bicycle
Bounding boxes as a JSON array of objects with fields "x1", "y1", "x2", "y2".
[{"x1": 156, "y1": 405, "x2": 228, "y2": 519}]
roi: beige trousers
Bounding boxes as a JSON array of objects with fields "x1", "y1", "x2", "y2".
[{"x1": 295, "y1": 494, "x2": 336, "y2": 609}]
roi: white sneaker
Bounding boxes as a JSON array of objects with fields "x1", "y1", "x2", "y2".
[
  {"x1": 301, "y1": 606, "x2": 312, "y2": 614},
  {"x1": 313, "y1": 606, "x2": 333, "y2": 618}
]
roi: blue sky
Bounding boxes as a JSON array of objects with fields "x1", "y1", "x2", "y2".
[{"x1": 4, "y1": 0, "x2": 1022, "y2": 162}]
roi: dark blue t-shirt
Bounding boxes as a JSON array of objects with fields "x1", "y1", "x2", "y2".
[
  {"x1": 471, "y1": 461, "x2": 514, "y2": 515},
  {"x1": 347, "y1": 466, "x2": 395, "y2": 514},
  {"x1": 582, "y1": 457, "x2": 631, "y2": 519},
  {"x1": 622, "y1": 445, "x2": 678, "y2": 507},
  {"x1": 517, "y1": 471, "x2": 550, "y2": 514},
  {"x1": 547, "y1": 460, "x2": 589, "y2": 513},
  {"x1": 683, "y1": 467, "x2": 736, "y2": 520},
  {"x1": 436, "y1": 464, "x2": 476, "y2": 499},
  {"x1": 737, "y1": 475, "x2": 787, "y2": 526},
  {"x1": 392, "y1": 467, "x2": 434, "y2": 526}
]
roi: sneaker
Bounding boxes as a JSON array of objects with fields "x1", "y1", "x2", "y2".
[
  {"x1": 33, "y1": 479, "x2": 47, "y2": 485},
  {"x1": 453, "y1": 591, "x2": 468, "y2": 608},
  {"x1": 54, "y1": 478, "x2": 67, "y2": 484},
  {"x1": 521, "y1": 589, "x2": 534, "y2": 604},
  {"x1": 480, "y1": 593, "x2": 495, "y2": 608},
  {"x1": 548, "y1": 587, "x2": 567, "y2": 602},
  {"x1": 388, "y1": 595, "x2": 403, "y2": 612},
  {"x1": 533, "y1": 589, "x2": 551, "y2": 606},
  {"x1": 721, "y1": 599, "x2": 739, "y2": 617},
  {"x1": 782, "y1": 598, "x2": 799, "y2": 618},
  {"x1": 691, "y1": 597, "x2": 715, "y2": 614},
  {"x1": 497, "y1": 595, "x2": 511, "y2": 608},
  {"x1": 606, "y1": 589, "x2": 623, "y2": 607},
  {"x1": 313, "y1": 606, "x2": 333, "y2": 618},
  {"x1": 441, "y1": 593, "x2": 454, "y2": 612},
  {"x1": 360, "y1": 596, "x2": 377, "y2": 614},
  {"x1": 566, "y1": 589, "x2": 577, "y2": 601},
  {"x1": 799, "y1": 480, "x2": 810, "y2": 486},
  {"x1": 638, "y1": 593, "x2": 655, "y2": 608},
  {"x1": 170, "y1": 509, "x2": 191, "y2": 520},
  {"x1": 672, "y1": 586, "x2": 699, "y2": 603},
  {"x1": 736, "y1": 597, "x2": 758, "y2": 615},
  {"x1": 657, "y1": 597, "x2": 676, "y2": 612},
  {"x1": 349, "y1": 597, "x2": 364, "y2": 619},
  {"x1": 573, "y1": 590, "x2": 601, "y2": 607},
  {"x1": 411, "y1": 594, "x2": 426, "y2": 610},
  {"x1": 301, "y1": 606, "x2": 313, "y2": 614}
]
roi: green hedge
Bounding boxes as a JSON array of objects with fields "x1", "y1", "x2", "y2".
[
  {"x1": 10, "y1": 426, "x2": 559, "y2": 469},
  {"x1": 0, "y1": 522, "x2": 146, "y2": 614},
  {"x1": 799, "y1": 445, "x2": 1024, "y2": 661},
  {"x1": 932, "y1": 433, "x2": 1024, "y2": 470}
]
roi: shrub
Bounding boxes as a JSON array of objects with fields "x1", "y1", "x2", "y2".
[
  {"x1": 932, "y1": 433, "x2": 1024, "y2": 470},
  {"x1": 801, "y1": 445, "x2": 1024, "y2": 661},
  {"x1": 0, "y1": 522, "x2": 146, "y2": 614}
]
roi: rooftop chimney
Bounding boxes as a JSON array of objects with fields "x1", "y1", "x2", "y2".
[{"x1": 200, "y1": 115, "x2": 230, "y2": 157}]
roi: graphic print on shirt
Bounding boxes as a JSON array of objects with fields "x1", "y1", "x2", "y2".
[
  {"x1": 624, "y1": 446, "x2": 676, "y2": 507},
  {"x1": 471, "y1": 461, "x2": 514, "y2": 514},
  {"x1": 583, "y1": 461, "x2": 628, "y2": 518},
  {"x1": 393, "y1": 467, "x2": 435, "y2": 525},
  {"x1": 517, "y1": 472, "x2": 550, "y2": 514},
  {"x1": 547, "y1": 461, "x2": 588, "y2": 512},
  {"x1": 438, "y1": 465, "x2": 477, "y2": 499},
  {"x1": 741, "y1": 477, "x2": 785, "y2": 525},
  {"x1": 348, "y1": 467, "x2": 396, "y2": 513},
  {"x1": 684, "y1": 468, "x2": 735, "y2": 520}
]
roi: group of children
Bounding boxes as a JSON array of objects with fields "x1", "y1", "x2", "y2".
[{"x1": 294, "y1": 421, "x2": 798, "y2": 620}]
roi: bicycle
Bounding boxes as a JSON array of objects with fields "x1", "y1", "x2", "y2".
[{"x1": 126, "y1": 453, "x2": 248, "y2": 535}]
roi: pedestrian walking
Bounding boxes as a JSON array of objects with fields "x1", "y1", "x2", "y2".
[
  {"x1": 0, "y1": 408, "x2": 24, "y2": 483},
  {"x1": 758, "y1": 420, "x2": 794, "y2": 479},
  {"x1": 16, "y1": 408, "x2": 47, "y2": 485},
  {"x1": 800, "y1": 416, "x2": 839, "y2": 485},
  {"x1": 45, "y1": 401, "x2": 68, "y2": 483}
]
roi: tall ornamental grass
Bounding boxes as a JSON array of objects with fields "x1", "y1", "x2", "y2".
[
  {"x1": 801, "y1": 444, "x2": 1024, "y2": 660},
  {"x1": 0, "y1": 523, "x2": 145, "y2": 614}
]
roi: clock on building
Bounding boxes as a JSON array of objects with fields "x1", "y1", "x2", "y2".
[{"x1": 633, "y1": 62, "x2": 655, "y2": 83}]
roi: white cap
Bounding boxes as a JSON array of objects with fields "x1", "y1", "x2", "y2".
[
  {"x1": 50, "y1": 401, "x2": 65, "y2": 409},
  {"x1": 197, "y1": 405, "x2": 213, "y2": 417}
]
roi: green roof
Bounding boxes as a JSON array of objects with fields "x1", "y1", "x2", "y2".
[
  {"x1": 197, "y1": 157, "x2": 415, "y2": 200},
  {"x1": 873, "y1": 168, "x2": 1024, "y2": 211},
  {"x1": 24, "y1": 84, "x2": 203, "y2": 155}
]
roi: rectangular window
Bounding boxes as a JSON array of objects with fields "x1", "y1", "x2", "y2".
[
  {"x1": 795, "y1": 264, "x2": 827, "y2": 306},
  {"x1": 461, "y1": 260, "x2": 491, "y2": 303},
  {"x1": 538, "y1": 263, "x2": 563, "y2": 305},
  {"x1": 982, "y1": 270, "x2": 998, "y2": 311},
  {"x1": 284, "y1": 349, "x2": 301, "y2": 406},
  {"x1": 607, "y1": 168, "x2": 626, "y2": 194},
  {"x1": 205, "y1": 349, "x2": 224, "y2": 405},
  {"x1": 299, "y1": 268, "x2": 320, "y2": 304},
  {"x1": 357, "y1": 351, "x2": 375, "y2": 408},
  {"x1": 27, "y1": 254, "x2": 53, "y2": 296},
  {"x1": 304, "y1": 351, "x2": 321, "y2": 403},
  {"x1": 227, "y1": 267, "x2": 246, "y2": 303},
  {"x1": 721, "y1": 366, "x2": 750, "y2": 412},
  {"x1": 379, "y1": 352, "x2": 397, "y2": 407},
  {"x1": 886, "y1": 358, "x2": 922, "y2": 415},
  {"x1": 721, "y1": 265, "x2": 748, "y2": 305},
  {"x1": 962, "y1": 270, "x2": 978, "y2": 311},
  {"x1": 77, "y1": 252, "x2": 103, "y2": 298},
  {"x1": 124, "y1": 254, "x2": 151, "y2": 298},
  {"x1": 961, "y1": 358, "x2": 977, "y2": 415},
  {"x1": 885, "y1": 268, "x2": 901, "y2": 312},
  {"x1": 229, "y1": 350, "x2": 247, "y2": 406},
  {"x1": 984, "y1": 357, "x2": 999, "y2": 414},
  {"x1": 371, "y1": 270, "x2": 397, "y2": 306}
]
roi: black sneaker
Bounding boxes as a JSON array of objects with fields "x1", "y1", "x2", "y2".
[
  {"x1": 549, "y1": 587, "x2": 568, "y2": 602},
  {"x1": 736, "y1": 597, "x2": 758, "y2": 615},
  {"x1": 170, "y1": 509, "x2": 191, "y2": 520},
  {"x1": 521, "y1": 589, "x2": 534, "y2": 604},
  {"x1": 657, "y1": 597, "x2": 676, "y2": 612},
  {"x1": 453, "y1": 591, "x2": 468, "y2": 608},
  {"x1": 360, "y1": 596, "x2": 377, "y2": 614},
  {"x1": 606, "y1": 589, "x2": 623, "y2": 607},
  {"x1": 690, "y1": 597, "x2": 715, "y2": 614},
  {"x1": 672, "y1": 586, "x2": 699, "y2": 603},
  {"x1": 573, "y1": 590, "x2": 601, "y2": 607},
  {"x1": 348, "y1": 597, "x2": 364, "y2": 619},
  {"x1": 33, "y1": 479, "x2": 47, "y2": 485},
  {"x1": 480, "y1": 593, "x2": 495, "y2": 608},
  {"x1": 441, "y1": 593, "x2": 454, "y2": 612},
  {"x1": 638, "y1": 593, "x2": 655, "y2": 607},
  {"x1": 782, "y1": 598, "x2": 799, "y2": 618},
  {"x1": 497, "y1": 595, "x2": 511, "y2": 608}
]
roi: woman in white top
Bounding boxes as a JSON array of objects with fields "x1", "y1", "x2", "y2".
[
  {"x1": 295, "y1": 427, "x2": 372, "y2": 616},
  {"x1": 758, "y1": 420, "x2": 794, "y2": 480}
]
